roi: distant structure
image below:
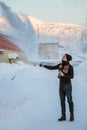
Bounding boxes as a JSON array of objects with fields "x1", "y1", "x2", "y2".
[
  {"x1": 37, "y1": 37, "x2": 59, "y2": 63},
  {"x1": 81, "y1": 31, "x2": 87, "y2": 53},
  {"x1": 0, "y1": 34, "x2": 29, "y2": 63}
]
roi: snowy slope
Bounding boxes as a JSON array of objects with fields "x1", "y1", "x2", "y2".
[
  {"x1": 0, "y1": 15, "x2": 87, "y2": 49},
  {"x1": 0, "y1": 61, "x2": 87, "y2": 130},
  {"x1": 1, "y1": 14, "x2": 87, "y2": 61},
  {"x1": 29, "y1": 17, "x2": 87, "y2": 54},
  {"x1": 0, "y1": 1, "x2": 87, "y2": 61}
]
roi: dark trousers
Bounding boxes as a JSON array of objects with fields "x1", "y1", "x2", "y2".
[{"x1": 59, "y1": 82, "x2": 74, "y2": 115}]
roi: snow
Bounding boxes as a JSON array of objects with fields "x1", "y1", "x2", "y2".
[
  {"x1": 1, "y1": 1, "x2": 87, "y2": 58},
  {"x1": 0, "y1": 61, "x2": 87, "y2": 130},
  {"x1": 0, "y1": 1, "x2": 38, "y2": 60},
  {"x1": 0, "y1": 1, "x2": 87, "y2": 130},
  {"x1": 8, "y1": 53, "x2": 19, "y2": 59}
]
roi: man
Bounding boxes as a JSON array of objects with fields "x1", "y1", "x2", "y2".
[{"x1": 40, "y1": 54, "x2": 74, "y2": 121}]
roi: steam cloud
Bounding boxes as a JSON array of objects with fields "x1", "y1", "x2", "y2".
[{"x1": 0, "y1": 1, "x2": 38, "y2": 59}]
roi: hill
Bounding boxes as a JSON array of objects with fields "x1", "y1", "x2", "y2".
[{"x1": 0, "y1": 1, "x2": 87, "y2": 60}]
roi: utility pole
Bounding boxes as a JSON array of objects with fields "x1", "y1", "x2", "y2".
[{"x1": 37, "y1": 24, "x2": 39, "y2": 38}]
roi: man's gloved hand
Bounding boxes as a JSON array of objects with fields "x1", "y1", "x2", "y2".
[{"x1": 39, "y1": 64, "x2": 44, "y2": 67}]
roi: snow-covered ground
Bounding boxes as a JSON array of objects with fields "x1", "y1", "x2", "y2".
[
  {"x1": 0, "y1": 61, "x2": 87, "y2": 130},
  {"x1": 0, "y1": 1, "x2": 87, "y2": 130}
]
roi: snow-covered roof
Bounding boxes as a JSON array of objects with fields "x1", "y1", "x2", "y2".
[{"x1": 0, "y1": 35, "x2": 22, "y2": 52}]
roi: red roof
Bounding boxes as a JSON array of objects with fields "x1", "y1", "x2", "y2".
[{"x1": 0, "y1": 35, "x2": 22, "y2": 52}]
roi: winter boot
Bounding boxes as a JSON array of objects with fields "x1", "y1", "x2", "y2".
[
  {"x1": 69, "y1": 113, "x2": 74, "y2": 121},
  {"x1": 58, "y1": 114, "x2": 66, "y2": 121}
]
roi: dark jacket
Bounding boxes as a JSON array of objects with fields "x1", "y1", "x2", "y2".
[{"x1": 43, "y1": 62, "x2": 74, "y2": 85}]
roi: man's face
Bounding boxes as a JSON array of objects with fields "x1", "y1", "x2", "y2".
[{"x1": 62, "y1": 55, "x2": 67, "y2": 62}]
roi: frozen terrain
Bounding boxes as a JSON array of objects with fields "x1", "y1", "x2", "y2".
[
  {"x1": 0, "y1": 1, "x2": 87, "y2": 130},
  {"x1": 0, "y1": 61, "x2": 87, "y2": 130}
]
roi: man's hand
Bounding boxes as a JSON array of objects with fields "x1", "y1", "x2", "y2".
[
  {"x1": 59, "y1": 71, "x2": 64, "y2": 77},
  {"x1": 39, "y1": 64, "x2": 44, "y2": 67}
]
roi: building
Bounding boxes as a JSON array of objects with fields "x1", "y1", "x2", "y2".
[
  {"x1": 0, "y1": 34, "x2": 29, "y2": 63},
  {"x1": 37, "y1": 37, "x2": 59, "y2": 64}
]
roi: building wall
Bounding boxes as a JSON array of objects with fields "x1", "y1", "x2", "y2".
[
  {"x1": 38, "y1": 43, "x2": 59, "y2": 59},
  {"x1": 0, "y1": 34, "x2": 29, "y2": 64},
  {"x1": 0, "y1": 50, "x2": 29, "y2": 63}
]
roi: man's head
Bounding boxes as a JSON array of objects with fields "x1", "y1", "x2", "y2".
[{"x1": 62, "y1": 54, "x2": 72, "y2": 62}]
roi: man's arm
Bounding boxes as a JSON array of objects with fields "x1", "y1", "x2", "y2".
[{"x1": 40, "y1": 64, "x2": 59, "y2": 70}]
